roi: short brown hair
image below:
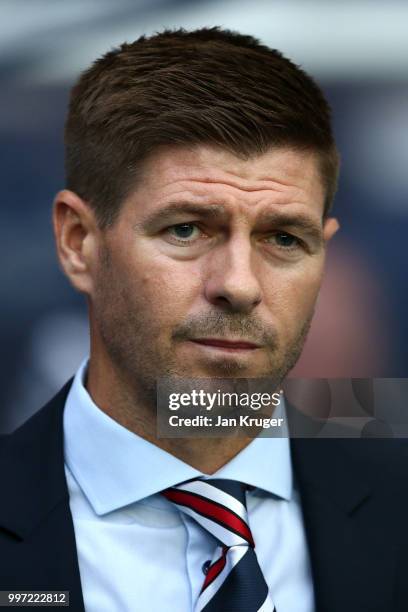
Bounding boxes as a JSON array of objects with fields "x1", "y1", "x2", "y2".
[{"x1": 65, "y1": 27, "x2": 339, "y2": 227}]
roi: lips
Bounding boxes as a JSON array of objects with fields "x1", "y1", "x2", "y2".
[{"x1": 191, "y1": 338, "x2": 261, "y2": 350}]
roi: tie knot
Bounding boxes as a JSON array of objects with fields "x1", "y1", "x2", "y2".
[{"x1": 162, "y1": 478, "x2": 254, "y2": 548}]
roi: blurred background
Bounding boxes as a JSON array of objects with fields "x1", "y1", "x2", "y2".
[{"x1": 1, "y1": 0, "x2": 407, "y2": 433}]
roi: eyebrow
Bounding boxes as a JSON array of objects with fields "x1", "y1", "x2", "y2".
[
  {"x1": 137, "y1": 201, "x2": 323, "y2": 242},
  {"x1": 136, "y1": 202, "x2": 228, "y2": 231},
  {"x1": 256, "y1": 211, "x2": 323, "y2": 243}
]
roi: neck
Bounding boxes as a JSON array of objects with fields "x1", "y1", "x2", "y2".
[{"x1": 86, "y1": 356, "x2": 253, "y2": 474}]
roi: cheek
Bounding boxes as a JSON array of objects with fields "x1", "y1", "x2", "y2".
[
  {"x1": 263, "y1": 263, "x2": 324, "y2": 324},
  {"x1": 131, "y1": 256, "x2": 202, "y2": 322}
]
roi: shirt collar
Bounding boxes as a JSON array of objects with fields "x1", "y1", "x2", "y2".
[{"x1": 64, "y1": 359, "x2": 293, "y2": 515}]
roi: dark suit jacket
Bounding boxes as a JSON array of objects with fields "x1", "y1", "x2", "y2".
[{"x1": 1, "y1": 381, "x2": 408, "y2": 611}]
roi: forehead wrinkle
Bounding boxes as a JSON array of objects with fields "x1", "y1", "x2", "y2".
[
  {"x1": 135, "y1": 151, "x2": 325, "y2": 226},
  {"x1": 179, "y1": 174, "x2": 301, "y2": 194},
  {"x1": 162, "y1": 178, "x2": 308, "y2": 213},
  {"x1": 142, "y1": 144, "x2": 324, "y2": 204},
  {"x1": 158, "y1": 162, "x2": 308, "y2": 191},
  {"x1": 138, "y1": 178, "x2": 319, "y2": 225},
  {"x1": 143, "y1": 181, "x2": 282, "y2": 218}
]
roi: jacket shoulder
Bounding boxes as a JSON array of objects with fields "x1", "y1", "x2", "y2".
[{"x1": 0, "y1": 379, "x2": 73, "y2": 456}]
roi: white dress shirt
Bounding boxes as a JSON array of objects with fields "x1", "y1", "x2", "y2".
[{"x1": 63, "y1": 360, "x2": 315, "y2": 611}]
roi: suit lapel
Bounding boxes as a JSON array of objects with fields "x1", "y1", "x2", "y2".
[
  {"x1": 0, "y1": 381, "x2": 85, "y2": 611},
  {"x1": 291, "y1": 436, "x2": 397, "y2": 612}
]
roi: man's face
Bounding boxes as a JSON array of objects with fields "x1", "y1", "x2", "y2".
[{"x1": 91, "y1": 145, "x2": 337, "y2": 397}]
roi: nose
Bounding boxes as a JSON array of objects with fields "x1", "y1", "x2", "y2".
[{"x1": 204, "y1": 234, "x2": 262, "y2": 313}]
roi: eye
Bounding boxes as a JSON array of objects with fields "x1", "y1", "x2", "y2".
[
  {"x1": 265, "y1": 231, "x2": 302, "y2": 250},
  {"x1": 166, "y1": 223, "x2": 203, "y2": 245}
]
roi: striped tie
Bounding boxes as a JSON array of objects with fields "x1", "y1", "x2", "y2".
[{"x1": 162, "y1": 478, "x2": 276, "y2": 612}]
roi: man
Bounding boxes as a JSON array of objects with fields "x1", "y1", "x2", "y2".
[{"x1": 0, "y1": 27, "x2": 407, "y2": 612}]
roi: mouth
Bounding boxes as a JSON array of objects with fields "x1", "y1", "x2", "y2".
[{"x1": 190, "y1": 338, "x2": 262, "y2": 352}]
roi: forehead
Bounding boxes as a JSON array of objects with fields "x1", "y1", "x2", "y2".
[{"x1": 127, "y1": 144, "x2": 326, "y2": 220}]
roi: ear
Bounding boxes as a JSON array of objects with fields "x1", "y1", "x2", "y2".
[
  {"x1": 53, "y1": 190, "x2": 99, "y2": 295},
  {"x1": 323, "y1": 217, "x2": 340, "y2": 243}
]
